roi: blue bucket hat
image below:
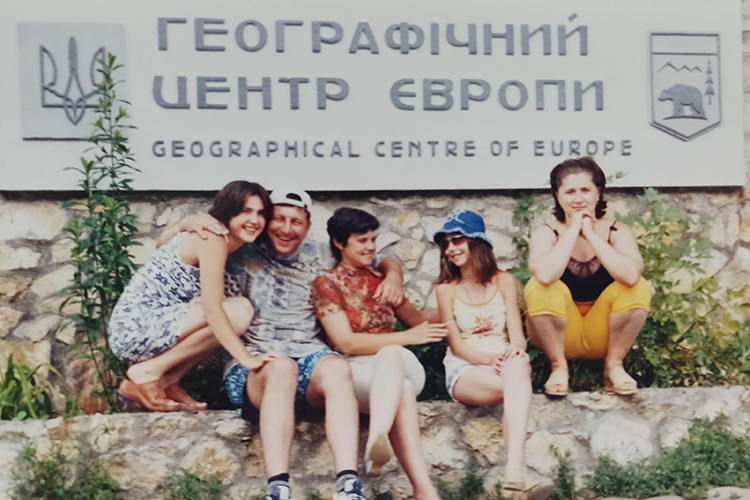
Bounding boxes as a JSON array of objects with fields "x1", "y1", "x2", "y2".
[{"x1": 433, "y1": 210, "x2": 493, "y2": 247}]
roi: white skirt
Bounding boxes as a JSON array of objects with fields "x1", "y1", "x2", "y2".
[{"x1": 347, "y1": 345, "x2": 426, "y2": 414}]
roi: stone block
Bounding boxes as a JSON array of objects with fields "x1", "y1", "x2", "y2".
[
  {"x1": 396, "y1": 210, "x2": 421, "y2": 234},
  {"x1": 419, "y1": 248, "x2": 440, "y2": 277},
  {"x1": 31, "y1": 265, "x2": 75, "y2": 299},
  {"x1": 376, "y1": 232, "x2": 401, "y2": 251},
  {"x1": 51, "y1": 239, "x2": 76, "y2": 263},
  {"x1": 13, "y1": 315, "x2": 61, "y2": 342},
  {"x1": 155, "y1": 207, "x2": 172, "y2": 226},
  {"x1": 0, "y1": 340, "x2": 51, "y2": 380},
  {"x1": 426, "y1": 196, "x2": 450, "y2": 209},
  {"x1": 462, "y1": 417, "x2": 503, "y2": 464},
  {"x1": 0, "y1": 307, "x2": 23, "y2": 338},
  {"x1": 487, "y1": 230, "x2": 517, "y2": 259},
  {"x1": 740, "y1": 203, "x2": 750, "y2": 242},
  {"x1": 180, "y1": 440, "x2": 239, "y2": 484},
  {"x1": 0, "y1": 276, "x2": 32, "y2": 301},
  {"x1": 396, "y1": 239, "x2": 426, "y2": 270},
  {"x1": 0, "y1": 201, "x2": 67, "y2": 243},
  {"x1": 525, "y1": 430, "x2": 579, "y2": 475},
  {"x1": 0, "y1": 246, "x2": 42, "y2": 271},
  {"x1": 590, "y1": 413, "x2": 654, "y2": 465},
  {"x1": 308, "y1": 205, "x2": 334, "y2": 244},
  {"x1": 706, "y1": 487, "x2": 750, "y2": 500},
  {"x1": 484, "y1": 206, "x2": 519, "y2": 233}
]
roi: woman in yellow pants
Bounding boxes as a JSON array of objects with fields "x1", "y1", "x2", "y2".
[{"x1": 524, "y1": 158, "x2": 651, "y2": 396}]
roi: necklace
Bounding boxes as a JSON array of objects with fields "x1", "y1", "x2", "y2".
[{"x1": 461, "y1": 282, "x2": 488, "y2": 303}]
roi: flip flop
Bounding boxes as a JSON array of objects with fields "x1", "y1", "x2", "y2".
[
  {"x1": 502, "y1": 481, "x2": 554, "y2": 500},
  {"x1": 543, "y1": 370, "x2": 569, "y2": 397},
  {"x1": 118, "y1": 379, "x2": 181, "y2": 412},
  {"x1": 365, "y1": 433, "x2": 392, "y2": 473},
  {"x1": 164, "y1": 384, "x2": 208, "y2": 411},
  {"x1": 604, "y1": 366, "x2": 638, "y2": 395}
]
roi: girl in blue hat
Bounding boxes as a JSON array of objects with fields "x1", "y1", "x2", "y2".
[{"x1": 434, "y1": 210, "x2": 544, "y2": 499}]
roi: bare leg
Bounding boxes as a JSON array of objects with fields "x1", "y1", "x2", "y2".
[
  {"x1": 605, "y1": 308, "x2": 648, "y2": 391},
  {"x1": 528, "y1": 314, "x2": 568, "y2": 393},
  {"x1": 127, "y1": 297, "x2": 253, "y2": 385},
  {"x1": 246, "y1": 356, "x2": 298, "y2": 476},
  {"x1": 364, "y1": 346, "x2": 406, "y2": 462},
  {"x1": 388, "y1": 383, "x2": 440, "y2": 500},
  {"x1": 306, "y1": 355, "x2": 359, "y2": 472},
  {"x1": 452, "y1": 360, "x2": 532, "y2": 484},
  {"x1": 499, "y1": 357, "x2": 532, "y2": 483}
]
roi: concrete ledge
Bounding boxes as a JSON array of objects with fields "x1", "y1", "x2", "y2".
[{"x1": 0, "y1": 386, "x2": 748, "y2": 500}]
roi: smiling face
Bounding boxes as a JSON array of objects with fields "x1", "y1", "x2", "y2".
[
  {"x1": 555, "y1": 171, "x2": 600, "y2": 221},
  {"x1": 267, "y1": 205, "x2": 311, "y2": 257},
  {"x1": 443, "y1": 233, "x2": 470, "y2": 268},
  {"x1": 336, "y1": 230, "x2": 377, "y2": 269},
  {"x1": 227, "y1": 195, "x2": 266, "y2": 244}
]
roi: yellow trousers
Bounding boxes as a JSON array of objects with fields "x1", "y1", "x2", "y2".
[{"x1": 524, "y1": 276, "x2": 651, "y2": 359}]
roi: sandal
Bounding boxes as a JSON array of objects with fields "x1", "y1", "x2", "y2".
[
  {"x1": 604, "y1": 366, "x2": 638, "y2": 395},
  {"x1": 119, "y1": 379, "x2": 181, "y2": 412},
  {"x1": 164, "y1": 384, "x2": 208, "y2": 411},
  {"x1": 502, "y1": 481, "x2": 554, "y2": 500},
  {"x1": 365, "y1": 433, "x2": 392, "y2": 473},
  {"x1": 543, "y1": 370, "x2": 569, "y2": 397}
]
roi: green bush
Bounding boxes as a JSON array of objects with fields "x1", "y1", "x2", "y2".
[
  {"x1": 0, "y1": 355, "x2": 54, "y2": 421},
  {"x1": 160, "y1": 470, "x2": 221, "y2": 500},
  {"x1": 585, "y1": 417, "x2": 750, "y2": 499},
  {"x1": 63, "y1": 53, "x2": 139, "y2": 412},
  {"x1": 549, "y1": 449, "x2": 576, "y2": 500},
  {"x1": 12, "y1": 442, "x2": 121, "y2": 500}
]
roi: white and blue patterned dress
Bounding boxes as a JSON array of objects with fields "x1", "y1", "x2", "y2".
[{"x1": 109, "y1": 232, "x2": 201, "y2": 363}]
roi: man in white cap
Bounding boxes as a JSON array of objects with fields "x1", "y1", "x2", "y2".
[{"x1": 157, "y1": 187, "x2": 405, "y2": 500}]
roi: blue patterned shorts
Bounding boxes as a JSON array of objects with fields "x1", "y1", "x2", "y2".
[{"x1": 225, "y1": 349, "x2": 337, "y2": 421}]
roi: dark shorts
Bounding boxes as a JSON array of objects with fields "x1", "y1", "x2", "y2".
[{"x1": 225, "y1": 349, "x2": 337, "y2": 421}]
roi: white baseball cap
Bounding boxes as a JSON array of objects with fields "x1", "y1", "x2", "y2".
[{"x1": 270, "y1": 187, "x2": 312, "y2": 210}]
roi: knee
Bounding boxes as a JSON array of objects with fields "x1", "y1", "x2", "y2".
[
  {"x1": 264, "y1": 356, "x2": 299, "y2": 384},
  {"x1": 318, "y1": 357, "x2": 353, "y2": 389},
  {"x1": 223, "y1": 297, "x2": 254, "y2": 335},
  {"x1": 504, "y1": 355, "x2": 532, "y2": 378},
  {"x1": 375, "y1": 345, "x2": 408, "y2": 367}
]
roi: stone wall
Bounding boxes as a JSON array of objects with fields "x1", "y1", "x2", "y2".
[
  {"x1": 0, "y1": 387, "x2": 748, "y2": 500},
  {"x1": 2, "y1": 183, "x2": 750, "y2": 405}
]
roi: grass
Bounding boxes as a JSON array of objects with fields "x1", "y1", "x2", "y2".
[
  {"x1": 160, "y1": 470, "x2": 221, "y2": 500},
  {"x1": 585, "y1": 417, "x2": 750, "y2": 499},
  {"x1": 11, "y1": 442, "x2": 121, "y2": 500}
]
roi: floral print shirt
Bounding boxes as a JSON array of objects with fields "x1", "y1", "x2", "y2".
[{"x1": 312, "y1": 266, "x2": 397, "y2": 336}]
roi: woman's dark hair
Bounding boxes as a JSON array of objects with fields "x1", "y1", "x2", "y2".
[
  {"x1": 327, "y1": 208, "x2": 380, "y2": 262},
  {"x1": 550, "y1": 157, "x2": 607, "y2": 222},
  {"x1": 208, "y1": 181, "x2": 273, "y2": 230},
  {"x1": 437, "y1": 236, "x2": 498, "y2": 285}
]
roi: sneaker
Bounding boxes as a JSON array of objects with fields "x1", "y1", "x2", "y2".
[
  {"x1": 332, "y1": 475, "x2": 367, "y2": 500},
  {"x1": 265, "y1": 481, "x2": 291, "y2": 500}
]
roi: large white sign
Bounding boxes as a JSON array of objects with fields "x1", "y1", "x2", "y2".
[{"x1": 1, "y1": 0, "x2": 744, "y2": 191}]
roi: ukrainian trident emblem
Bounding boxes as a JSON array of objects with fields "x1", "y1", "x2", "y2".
[
  {"x1": 40, "y1": 37, "x2": 105, "y2": 125},
  {"x1": 650, "y1": 33, "x2": 721, "y2": 141}
]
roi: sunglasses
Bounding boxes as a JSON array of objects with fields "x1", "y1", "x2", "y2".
[{"x1": 442, "y1": 234, "x2": 468, "y2": 247}]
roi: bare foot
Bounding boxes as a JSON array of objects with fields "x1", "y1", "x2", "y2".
[{"x1": 126, "y1": 363, "x2": 162, "y2": 385}]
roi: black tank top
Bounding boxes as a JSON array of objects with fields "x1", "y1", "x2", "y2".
[{"x1": 545, "y1": 222, "x2": 617, "y2": 303}]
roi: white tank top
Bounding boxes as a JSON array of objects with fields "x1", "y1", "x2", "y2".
[{"x1": 451, "y1": 280, "x2": 509, "y2": 352}]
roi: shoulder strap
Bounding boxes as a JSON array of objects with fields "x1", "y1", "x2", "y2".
[
  {"x1": 607, "y1": 221, "x2": 618, "y2": 244},
  {"x1": 543, "y1": 223, "x2": 559, "y2": 239}
]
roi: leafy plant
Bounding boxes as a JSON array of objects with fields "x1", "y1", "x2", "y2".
[
  {"x1": 0, "y1": 355, "x2": 54, "y2": 421},
  {"x1": 160, "y1": 470, "x2": 221, "y2": 500},
  {"x1": 619, "y1": 188, "x2": 750, "y2": 388},
  {"x1": 12, "y1": 441, "x2": 121, "y2": 500},
  {"x1": 585, "y1": 417, "x2": 750, "y2": 499},
  {"x1": 549, "y1": 449, "x2": 576, "y2": 500},
  {"x1": 62, "y1": 53, "x2": 140, "y2": 412}
]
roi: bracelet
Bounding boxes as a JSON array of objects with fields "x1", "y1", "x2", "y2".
[{"x1": 443, "y1": 319, "x2": 456, "y2": 326}]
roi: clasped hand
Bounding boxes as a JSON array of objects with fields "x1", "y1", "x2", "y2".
[{"x1": 488, "y1": 344, "x2": 529, "y2": 374}]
